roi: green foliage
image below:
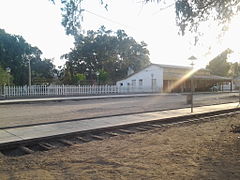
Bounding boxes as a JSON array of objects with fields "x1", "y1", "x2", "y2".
[
  {"x1": 62, "y1": 26, "x2": 150, "y2": 84},
  {"x1": 60, "y1": 0, "x2": 84, "y2": 36},
  {"x1": 98, "y1": 69, "x2": 109, "y2": 84},
  {"x1": 0, "y1": 66, "x2": 12, "y2": 85},
  {"x1": 206, "y1": 49, "x2": 240, "y2": 78},
  {"x1": 51, "y1": 0, "x2": 108, "y2": 36},
  {"x1": 31, "y1": 58, "x2": 55, "y2": 84},
  {"x1": 145, "y1": 0, "x2": 240, "y2": 36},
  {"x1": 0, "y1": 29, "x2": 31, "y2": 85},
  {"x1": 228, "y1": 62, "x2": 240, "y2": 78},
  {"x1": 72, "y1": 73, "x2": 86, "y2": 84},
  {"x1": 55, "y1": 0, "x2": 240, "y2": 36},
  {"x1": 60, "y1": 61, "x2": 74, "y2": 84},
  {"x1": 175, "y1": 0, "x2": 240, "y2": 35},
  {"x1": 75, "y1": 73, "x2": 86, "y2": 81},
  {"x1": 206, "y1": 49, "x2": 233, "y2": 77},
  {"x1": 0, "y1": 29, "x2": 55, "y2": 85}
]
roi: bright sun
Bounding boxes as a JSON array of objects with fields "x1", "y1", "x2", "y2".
[{"x1": 191, "y1": 14, "x2": 240, "y2": 69}]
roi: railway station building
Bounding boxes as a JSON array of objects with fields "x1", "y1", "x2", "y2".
[{"x1": 116, "y1": 64, "x2": 233, "y2": 93}]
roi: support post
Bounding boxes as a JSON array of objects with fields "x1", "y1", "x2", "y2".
[
  {"x1": 190, "y1": 77, "x2": 193, "y2": 113},
  {"x1": 29, "y1": 59, "x2": 31, "y2": 86},
  {"x1": 188, "y1": 55, "x2": 197, "y2": 113},
  {"x1": 239, "y1": 83, "x2": 240, "y2": 104}
]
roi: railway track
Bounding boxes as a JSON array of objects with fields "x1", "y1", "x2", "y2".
[{"x1": 0, "y1": 108, "x2": 239, "y2": 157}]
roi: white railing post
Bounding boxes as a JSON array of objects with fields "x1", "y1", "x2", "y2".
[{"x1": 4, "y1": 85, "x2": 6, "y2": 97}]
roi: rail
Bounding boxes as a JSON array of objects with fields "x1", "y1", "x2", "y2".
[{"x1": 0, "y1": 108, "x2": 239, "y2": 157}]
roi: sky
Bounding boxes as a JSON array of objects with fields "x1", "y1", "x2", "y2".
[{"x1": 0, "y1": 0, "x2": 239, "y2": 69}]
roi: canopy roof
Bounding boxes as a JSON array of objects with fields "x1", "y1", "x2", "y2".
[{"x1": 163, "y1": 72, "x2": 232, "y2": 81}]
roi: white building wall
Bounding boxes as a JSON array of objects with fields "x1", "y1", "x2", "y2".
[{"x1": 116, "y1": 65, "x2": 163, "y2": 92}]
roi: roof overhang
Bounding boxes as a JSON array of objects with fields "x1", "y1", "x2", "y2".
[{"x1": 163, "y1": 73, "x2": 232, "y2": 81}]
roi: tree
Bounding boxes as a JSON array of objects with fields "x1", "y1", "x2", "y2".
[
  {"x1": 206, "y1": 48, "x2": 233, "y2": 76},
  {"x1": 228, "y1": 62, "x2": 240, "y2": 78},
  {"x1": 58, "y1": 61, "x2": 75, "y2": 84},
  {"x1": 62, "y1": 26, "x2": 150, "y2": 84},
  {"x1": 148, "y1": 0, "x2": 240, "y2": 35},
  {"x1": 31, "y1": 58, "x2": 56, "y2": 84},
  {"x1": 0, "y1": 29, "x2": 56, "y2": 85},
  {"x1": 0, "y1": 66, "x2": 12, "y2": 85},
  {"x1": 74, "y1": 73, "x2": 86, "y2": 84},
  {"x1": 98, "y1": 69, "x2": 109, "y2": 84},
  {"x1": 52, "y1": 0, "x2": 240, "y2": 36}
]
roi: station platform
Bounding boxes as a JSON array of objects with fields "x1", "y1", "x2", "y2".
[
  {"x1": 0, "y1": 102, "x2": 239, "y2": 146},
  {"x1": 0, "y1": 93, "x2": 170, "y2": 105},
  {"x1": 0, "y1": 92, "x2": 236, "y2": 105}
]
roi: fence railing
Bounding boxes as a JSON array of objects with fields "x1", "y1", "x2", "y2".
[{"x1": 0, "y1": 85, "x2": 161, "y2": 98}]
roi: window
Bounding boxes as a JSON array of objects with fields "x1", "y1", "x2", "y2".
[
  {"x1": 152, "y1": 79, "x2": 157, "y2": 88},
  {"x1": 132, "y1": 80, "x2": 136, "y2": 86},
  {"x1": 139, "y1": 79, "x2": 143, "y2": 86}
]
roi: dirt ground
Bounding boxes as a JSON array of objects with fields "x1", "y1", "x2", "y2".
[{"x1": 0, "y1": 115, "x2": 240, "y2": 180}]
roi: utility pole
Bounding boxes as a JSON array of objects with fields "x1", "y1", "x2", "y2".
[
  {"x1": 29, "y1": 59, "x2": 31, "y2": 86},
  {"x1": 6, "y1": 67, "x2": 11, "y2": 86},
  {"x1": 151, "y1": 73, "x2": 154, "y2": 93},
  {"x1": 96, "y1": 71, "x2": 100, "y2": 85}
]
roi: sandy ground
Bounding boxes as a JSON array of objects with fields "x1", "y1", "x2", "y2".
[{"x1": 0, "y1": 115, "x2": 240, "y2": 180}]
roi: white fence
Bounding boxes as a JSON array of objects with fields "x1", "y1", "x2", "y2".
[{"x1": 0, "y1": 85, "x2": 161, "y2": 97}]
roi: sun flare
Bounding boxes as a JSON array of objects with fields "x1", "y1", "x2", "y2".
[{"x1": 166, "y1": 68, "x2": 198, "y2": 93}]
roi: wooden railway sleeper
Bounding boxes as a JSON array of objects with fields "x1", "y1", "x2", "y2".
[
  {"x1": 150, "y1": 124, "x2": 163, "y2": 128},
  {"x1": 105, "y1": 132, "x2": 119, "y2": 136},
  {"x1": 135, "y1": 127, "x2": 148, "y2": 131},
  {"x1": 76, "y1": 136, "x2": 90, "y2": 142},
  {"x1": 90, "y1": 135, "x2": 105, "y2": 140},
  {"x1": 38, "y1": 142, "x2": 56, "y2": 150},
  {"x1": 58, "y1": 139, "x2": 74, "y2": 146},
  {"x1": 118, "y1": 129, "x2": 134, "y2": 134},
  {"x1": 19, "y1": 146, "x2": 34, "y2": 154}
]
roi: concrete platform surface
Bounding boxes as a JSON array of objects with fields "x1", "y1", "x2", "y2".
[
  {"x1": 0, "y1": 93, "x2": 168, "y2": 104},
  {"x1": 1, "y1": 91, "x2": 237, "y2": 105},
  {"x1": 0, "y1": 102, "x2": 239, "y2": 145}
]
